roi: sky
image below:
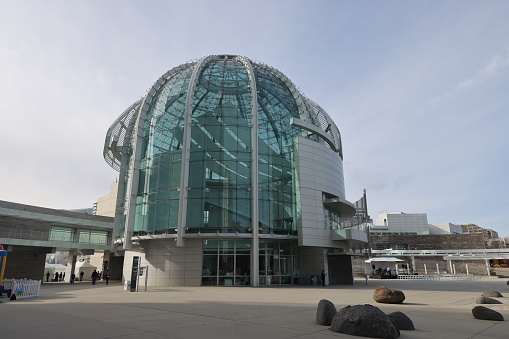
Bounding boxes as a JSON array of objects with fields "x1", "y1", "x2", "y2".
[{"x1": 1, "y1": 1, "x2": 508, "y2": 236}]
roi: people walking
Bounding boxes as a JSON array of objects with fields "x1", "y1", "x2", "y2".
[
  {"x1": 70, "y1": 273, "x2": 75, "y2": 285},
  {"x1": 91, "y1": 269, "x2": 99, "y2": 285},
  {"x1": 54, "y1": 272, "x2": 59, "y2": 282},
  {"x1": 321, "y1": 270, "x2": 327, "y2": 287},
  {"x1": 46, "y1": 271, "x2": 50, "y2": 282},
  {"x1": 79, "y1": 271, "x2": 84, "y2": 282}
]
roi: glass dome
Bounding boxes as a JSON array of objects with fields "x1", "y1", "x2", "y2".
[{"x1": 104, "y1": 55, "x2": 344, "y2": 237}]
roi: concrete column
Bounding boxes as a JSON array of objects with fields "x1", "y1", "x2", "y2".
[
  {"x1": 66, "y1": 250, "x2": 78, "y2": 282},
  {"x1": 485, "y1": 259, "x2": 491, "y2": 276}
]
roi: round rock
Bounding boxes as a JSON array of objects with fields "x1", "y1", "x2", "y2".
[
  {"x1": 472, "y1": 306, "x2": 504, "y2": 321},
  {"x1": 316, "y1": 299, "x2": 337, "y2": 326},
  {"x1": 388, "y1": 311, "x2": 415, "y2": 330},
  {"x1": 481, "y1": 291, "x2": 503, "y2": 298},
  {"x1": 330, "y1": 304, "x2": 400, "y2": 339},
  {"x1": 476, "y1": 296, "x2": 502, "y2": 304},
  {"x1": 373, "y1": 286, "x2": 405, "y2": 304}
]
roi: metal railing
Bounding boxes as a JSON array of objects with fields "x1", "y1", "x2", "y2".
[
  {"x1": 397, "y1": 274, "x2": 483, "y2": 281},
  {"x1": 0, "y1": 227, "x2": 110, "y2": 246},
  {"x1": 0, "y1": 228, "x2": 47, "y2": 241}
]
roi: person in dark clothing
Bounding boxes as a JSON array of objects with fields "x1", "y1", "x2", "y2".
[
  {"x1": 54, "y1": 272, "x2": 59, "y2": 282},
  {"x1": 46, "y1": 271, "x2": 50, "y2": 282},
  {"x1": 321, "y1": 270, "x2": 327, "y2": 287},
  {"x1": 79, "y1": 271, "x2": 84, "y2": 281},
  {"x1": 104, "y1": 269, "x2": 111, "y2": 285},
  {"x1": 62, "y1": 272, "x2": 66, "y2": 281},
  {"x1": 91, "y1": 270, "x2": 99, "y2": 285}
]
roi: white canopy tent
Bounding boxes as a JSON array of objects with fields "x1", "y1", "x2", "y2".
[
  {"x1": 364, "y1": 257, "x2": 404, "y2": 277},
  {"x1": 43, "y1": 263, "x2": 67, "y2": 281},
  {"x1": 74, "y1": 261, "x2": 97, "y2": 281}
]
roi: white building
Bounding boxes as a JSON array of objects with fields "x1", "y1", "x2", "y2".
[{"x1": 371, "y1": 212, "x2": 429, "y2": 235}]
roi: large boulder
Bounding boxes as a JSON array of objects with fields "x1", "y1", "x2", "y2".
[
  {"x1": 472, "y1": 306, "x2": 504, "y2": 321},
  {"x1": 387, "y1": 311, "x2": 415, "y2": 330},
  {"x1": 316, "y1": 299, "x2": 337, "y2": 326},
  {"x1": 476, "y1": 296, "x2": 502, "y2": 304},
  {"x1": 481, "y1": 291, "x2": 503, "y2": 298},
  {"x1": 373, "y1": 286, "x2": 405, "y2": 304},
  {"x1": 330, "y1": 304, "x2": 400, "y2": 339}
]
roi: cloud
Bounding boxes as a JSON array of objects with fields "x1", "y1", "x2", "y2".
[{"x1": 431, "y1": 51, "x2": 509, "y2": 104}]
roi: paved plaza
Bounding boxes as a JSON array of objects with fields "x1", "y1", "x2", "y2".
[{"x1": 1, "y1": 278, "x2": 509, "y2": 338}]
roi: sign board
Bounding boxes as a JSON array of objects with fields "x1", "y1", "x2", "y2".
[{"x1": 130, "y1": 256, "x2": 140, "y2": 292}]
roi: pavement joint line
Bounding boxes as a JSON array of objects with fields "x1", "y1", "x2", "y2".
[{"x1": 466, "y1": 321, "x2": 505, "y2": 339}]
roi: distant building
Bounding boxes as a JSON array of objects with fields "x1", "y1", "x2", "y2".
[
  {"x1": 460, "y1": 223, "x2": 499, "y2": 240},
  {"x1": 428, "y1": 223, "x2": 463, "y2": 235},
  {"x1": 371, "y1": 212, "x2": 429, "y2": 235},
  {"x1": 94, "y1": 182, "x2": 118, "y2": 217}
]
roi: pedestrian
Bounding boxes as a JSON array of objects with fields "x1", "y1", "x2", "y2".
[
  {"x1": 98, "y1": 271, "x2": 102, "y2": 280},
  {"x1": 91, "y1": 269, "x2": 99, "y2": 285},
  {"x1": 79, "y1": 271, "x2": 84, "y2": 282},
  {"x1": 54, "y1": 272, "x2": 59, "y2": 282},
  {"x1": 104, "y1": 269, "x2": 111, "y2": 285},
  {"x1": 386, "y1": 266, "x2": 392, "y2": 276},
  {"x1": 46, "y1": 271, "x2": 50, "y2": 282},
  {"x1": 321, "y1": 270, "x2": 327, "y2": 287},
  {"x1": 70, "y1": 273, "x2": 76, "y2": 284},
  {"x1": 59, "y1": 272, "x2": 63, "y2": 281},
  {"x1": 62, "y1": 272, "x2": 66, "y2": 281}
]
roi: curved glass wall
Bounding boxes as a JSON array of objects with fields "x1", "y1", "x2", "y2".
[
  {"x1": 255, "y1": 67, "x2": 300, "y2": 235},
  {"x1": 105, "y1": 55, "x2": 345, "y2": 238},
  {"x1": 134, "y1": 67, "x2": 194, "y2": 234},
  {"x1": 186, "y1": 58, "x2": 253, "y2": 233}
]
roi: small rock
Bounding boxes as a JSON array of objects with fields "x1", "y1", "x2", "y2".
[
  {"x1": 388, "y1": 311, "x2": 415, "y2": 330},
  {"x1": 330, "y1": 304, "x2": 400, "y2": 338},
  {"x1": 373, "y1": 286, "x2": 405, "y2": 304},
  {"x1": 476, "y1": 296, "x2": 502, "y2": 304},
  {"x1": 316, "y1": 299, "x2": 337, "y2": 326},
  {"x1": 472, "y1": 306, "x2": 504, "y2": 321},
  {"x1": 481, "y1": 291, "x2": 503, "y2": 298}
]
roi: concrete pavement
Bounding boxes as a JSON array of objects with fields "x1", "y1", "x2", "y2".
[{"x1": 1, "y1": 278, "x2": 509, "y2": 338}]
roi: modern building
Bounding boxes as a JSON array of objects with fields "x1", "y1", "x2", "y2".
[
  {"x1": 103, "y1": 54, "x2": 367, "y2": 287},
  {"x1": 428, "y1": 222, "x2": 463, "y2": 235},
  {"x1": 371, "y1": 212, "x2": 429, "y2": 235},
  {"x1": 460, "y1": 223, "x2": 499, "y2": 240},
  {"x1": 94, "y1": 182, "x2": 118, "y2": 217}
]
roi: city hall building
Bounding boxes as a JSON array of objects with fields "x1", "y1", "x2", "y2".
[{"x1": 104, "y1": 54, "x2": 367, "y2": 287}]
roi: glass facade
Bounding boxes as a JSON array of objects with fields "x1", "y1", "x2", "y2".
[
  {"x1": 128, "y1": 56, "x2": 303, "y2": 236},
  {"x1": 103, "y1": 54, "x2": 354, "y2": 287},
  {"x1": 133, "y1": 67, "x2": 193, "y2": 234},
  {"x1": 202, "y1": 239, "x2": 298, "y2": 286}
]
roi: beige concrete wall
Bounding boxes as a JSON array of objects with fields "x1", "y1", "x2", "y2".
[
  {"x1": 123, "y1": 238, "x2": 202, "y2": 287},
  {"x1": 95, "y1": 182, "x2": 118, "y2": 217}
]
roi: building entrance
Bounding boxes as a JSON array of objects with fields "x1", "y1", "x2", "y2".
[{"x1": 201, "y1": 239, "x2": 299, "y2": 286}]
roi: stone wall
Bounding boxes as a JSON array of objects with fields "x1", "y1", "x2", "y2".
[
  {"x1": 3, "y1": 245, "x2": 52, "y2": 280},
  {"x1": 371, "y1": 233, "x2": 486, "y2": 250}
]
